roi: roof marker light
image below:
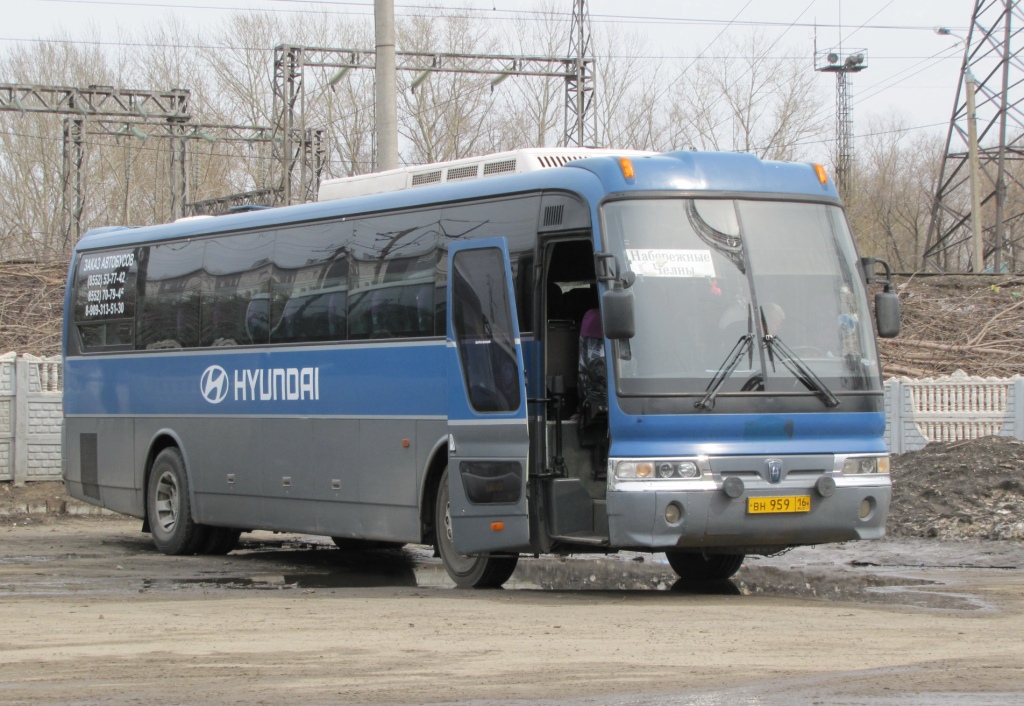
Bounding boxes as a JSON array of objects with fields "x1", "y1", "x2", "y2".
[
  {"x1": 619, "y1": 157, "x2": 635, "y2": 180},
  {"x1": 813, "y1": 163, "x2": 829, "y2": 184}
]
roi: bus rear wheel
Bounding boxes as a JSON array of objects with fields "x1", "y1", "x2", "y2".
[
  {"x1": 146, "y1": 447, "x2": 209, "y2": 555},
  {"x1": 665, "y1": 550, "x2": 744, "y2": 581},
  {"x1": 435, "y1": 467, "x2": 518, "y2": 588}
]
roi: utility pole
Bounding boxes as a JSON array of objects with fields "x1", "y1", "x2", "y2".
[{"x1": 375, "y1": 0, "x2": 399, "y2": 171}]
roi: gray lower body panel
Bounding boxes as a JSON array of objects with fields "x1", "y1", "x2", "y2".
[{"x1": 64, "y1": 415, "x2": 446, "y2": 542}]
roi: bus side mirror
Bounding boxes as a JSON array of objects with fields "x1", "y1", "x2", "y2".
[
  {"x1": 862, "y1": 257, "x2": 900, "y2": 337},
  {"x1": 875, "y1": 291, "x2": 901, "y2": 338},
  {"x1": 602, "y1": 288, "x2": 635, "y2": 340}
]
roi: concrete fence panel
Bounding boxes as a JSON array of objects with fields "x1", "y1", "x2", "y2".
[
  {"x1": 884, "y1": 370, "x2": 1024, "y2": 453},
  {"x1": 1, "y1": 353, "x2": 63, "y2": 484}
]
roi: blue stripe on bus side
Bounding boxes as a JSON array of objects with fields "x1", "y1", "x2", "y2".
[{"x1": 64, "y1": 342, "x2": 449, "y2": 417}]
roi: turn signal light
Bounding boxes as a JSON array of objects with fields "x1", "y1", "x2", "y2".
[{"x1": 491, "y1": 521, "x2": 505, "y2": 532}]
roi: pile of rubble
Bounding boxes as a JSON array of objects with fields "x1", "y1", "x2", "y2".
[{"x1": 888, "y1": 435, "x2": 1024, "y2": 540}]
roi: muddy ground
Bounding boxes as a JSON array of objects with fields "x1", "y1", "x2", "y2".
[
  {"x1": 1, "y1": 517, "x2": 1023, "y2": 705},
  {"x1": 2, "y1": 436, "x2": 1024, "y2": 705}
]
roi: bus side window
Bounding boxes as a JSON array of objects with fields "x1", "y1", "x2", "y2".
[{"x1": 138, "y1": 241, "x2": 204, "y2": 350}]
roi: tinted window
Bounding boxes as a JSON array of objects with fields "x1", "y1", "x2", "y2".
[
  {"x1": 349, "y1": 209, "x2": 441, "y2": 339},
  {"x1": 201, "y1": 232, "x2": 274, "y2": 346},
  {"x1": 137, "y1": 241, "x2": 205, "y2": 349},
  {"x1": 73, "y1": 247, "x2": 140, "y2": 351},
  {"x1": 270, "y1": 221, "x2": 352, "y2": 343},
  {"x1": 439, "y1": 196, "x2": 540, "y2": 334},
  {"x1": 451, "y1": 247, "x2": 522, "y2": 413}
]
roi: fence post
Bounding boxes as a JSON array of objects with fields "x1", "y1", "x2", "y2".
[
  {"x1": 13, "y1": 356, "x2": 29, "y2": 486},
  {"x1": 887, "y1": 378, "x2": 903, "y2": 454},
  {"x1": 1015, "y1": 376, "x2": 1024, "y2": 441}
]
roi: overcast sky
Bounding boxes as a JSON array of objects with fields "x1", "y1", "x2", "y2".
[{"x1": 5, "y1": 0, "x2": 979, "y2": 154}]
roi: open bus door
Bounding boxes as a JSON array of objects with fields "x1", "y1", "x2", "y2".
[{"x1": 445, "y1": 238, "x2": 531, "y2": 555}]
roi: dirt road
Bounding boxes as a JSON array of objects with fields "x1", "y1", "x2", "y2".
[{"x1": 1, "y1": 516, "x2": 1023, "y2": 705}]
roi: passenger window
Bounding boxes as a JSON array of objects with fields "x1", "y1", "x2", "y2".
[
  {"x1": 270, "y1": 222, "x2": 352, "y2": 343},
  {"x1": 349, "y1": 210, "x2": 441, "y2": 339},
  {"x1": 201, "y1": 233, "x2": 275, "y2": 346},
  {"x1": 451, "y1": 247, "x2": 521, "y2": 413},
  {"x1": 73, "y1": 246, "x2": 139, "y2": 352},
  {"x1": 137, "y1": 241, "x2": 204, "y2": 349}
]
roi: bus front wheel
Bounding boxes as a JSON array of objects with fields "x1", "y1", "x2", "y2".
[
  {"x1": 146, "y1": 447, "x2": 209, "y2": 555},
  {"x1": 665, "y1": 550, "x2": 744, "y2": 581},
  {"x1": 435, "y1": 467, "x2": 518, "y2": 588}
]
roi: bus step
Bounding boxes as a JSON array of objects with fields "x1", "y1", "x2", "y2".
[{"x1": 548, "y1": 532, "x2": 609, "y2": 546}]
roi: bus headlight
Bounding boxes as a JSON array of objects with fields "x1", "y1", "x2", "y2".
[
  {"x1": 614, "y1": 459, "x2": 702, "y2": 480},
  {"x1": 842, "y1": 455, "x2": 890, "y2": 474}
]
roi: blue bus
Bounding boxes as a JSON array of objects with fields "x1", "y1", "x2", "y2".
[{"x1": 62, "y1": 149, "x2": 899, "y2": 587}]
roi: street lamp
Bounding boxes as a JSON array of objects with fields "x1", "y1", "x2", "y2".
[{"x1": 937, "y1": 27, "x2": 985, "y2": 273}]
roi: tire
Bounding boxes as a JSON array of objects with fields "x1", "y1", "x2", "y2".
[
  {"x1": 435, "y1": 467, "x2": 518, "y2": 588},
  {"x1": 665, "y1": 551, "x2": 745, "y2": 581},
  {"x1": 202, "y1": 527, "x2": 242, "y2": 555},
  {"x1": 331, "y1": 537, "x2": 406, "y2": 551},
  {"x1": 146, "y1": 447, "x2": 209, "y2": 555}
]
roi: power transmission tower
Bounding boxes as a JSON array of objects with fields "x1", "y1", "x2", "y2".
[
  {"x1": 814, "y1": 48, "x2": 867, "y2": 199},
  {"x1": 926, "y1": 0, "x2": 1024, "y2": 273},
  {"x1": 565, "y1": 0, "x2": 596, "y2": 148}
]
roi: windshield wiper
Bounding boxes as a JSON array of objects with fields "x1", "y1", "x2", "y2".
[
  {"x1": 696, "y1": 305, "x2": 755, "y2": 411},
  {"x1": 760, "y1": 307, "x2": 840, "y2": 408}
]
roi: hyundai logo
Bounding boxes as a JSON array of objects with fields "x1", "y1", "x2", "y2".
[
  {"x1": 766, "y1": 459, "x2": 783, "y2": 484},
  {"x1": 200, "y1": 365, "x2": 229, "y2": 404}
]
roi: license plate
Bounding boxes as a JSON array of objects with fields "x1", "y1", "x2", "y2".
[{"x1": 748, "y1": 496, "x2": 811, "y2": 514}]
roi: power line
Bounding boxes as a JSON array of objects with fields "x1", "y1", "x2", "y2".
[{"x1": 29, "y1": 0, "x2": 967, "y2": 33}]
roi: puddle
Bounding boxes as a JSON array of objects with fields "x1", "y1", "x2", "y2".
[
  {"x1": 0, "y1": 531, "x2": 993, "y2": 609},
  {"x1": 121, "y1": 544, "x2": 985, "y2": 610}
]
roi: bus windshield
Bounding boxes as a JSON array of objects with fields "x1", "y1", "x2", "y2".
[{"x1": 602, "y1": 197, "x2": 881, "y2": 401}]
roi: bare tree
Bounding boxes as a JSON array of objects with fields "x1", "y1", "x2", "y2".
[
  {"x1": 486, "y1": 1, "x2": 569, "y2": 151},
  {"x1": 590, "y1": 27, "x2": 664, "y2": 150},
  {"x1": 666, "y1": 32, "x2": 826, "y2": 160},
  {"x1": 396, "y1": 11, "x2": 499, "y2": 164},
  {"x1": 846, "y1": 114, "x2": 943, "y2": 271}
]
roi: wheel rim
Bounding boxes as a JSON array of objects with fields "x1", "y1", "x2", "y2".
[
  {"x1": 439, "y1": 487, "x2": 479, "y2": 576},
  {"x1": 154, "y1": 469, "x2": 179, "y2": 535}
]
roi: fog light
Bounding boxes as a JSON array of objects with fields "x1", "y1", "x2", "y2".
[
  {"x1": 859, "y1": 497, "x2": 874, "y2": 519},
  {"x1": 664, "y1": 502, "x2": 682, "y2": 524}
]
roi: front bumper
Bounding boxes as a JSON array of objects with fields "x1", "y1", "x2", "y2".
[{"x1": 606, "y1": 476, "x2": 890, "y2": 551}]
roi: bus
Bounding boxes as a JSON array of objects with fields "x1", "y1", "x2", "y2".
[{"x1": 62, "y1": 148, "x2": 900, "y2": 588}]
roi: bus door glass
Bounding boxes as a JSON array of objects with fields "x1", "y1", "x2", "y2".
[{"x1": 445, "y1": 238, "x2": 530, "y2": 555}]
